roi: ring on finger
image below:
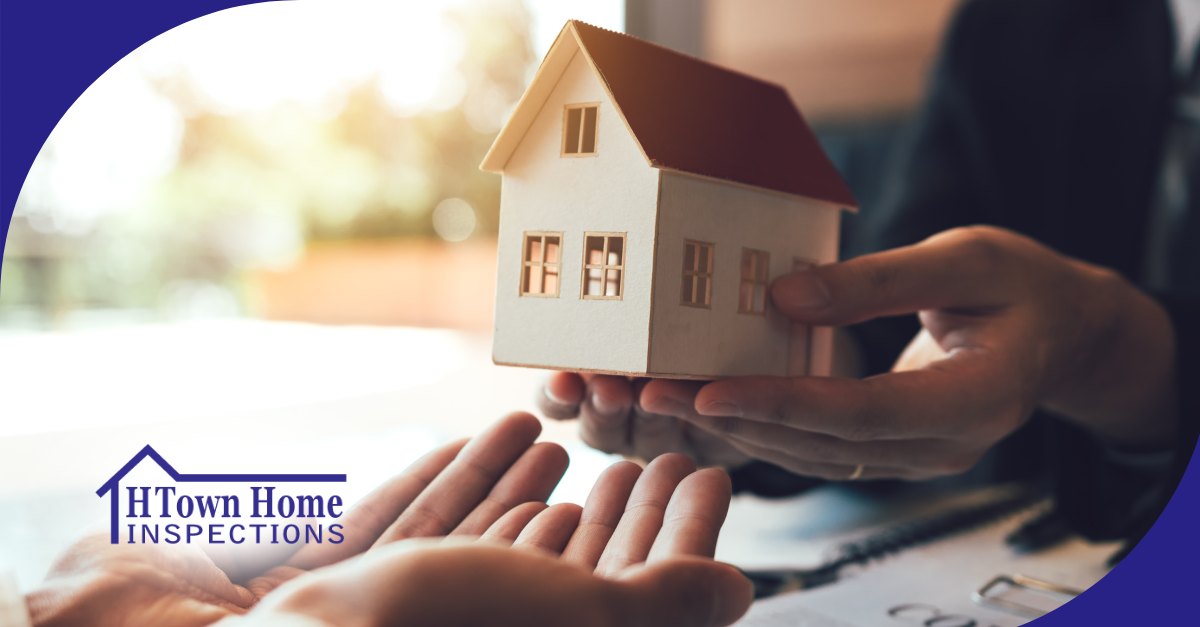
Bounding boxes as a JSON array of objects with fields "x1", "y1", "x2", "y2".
[{"x1": 847, "y1": 464, "x2": 865, "y2": 481}]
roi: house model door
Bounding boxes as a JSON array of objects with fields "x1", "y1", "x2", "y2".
[{"x1": 787, "y1": 258, "x2": 816, "y2": 376}]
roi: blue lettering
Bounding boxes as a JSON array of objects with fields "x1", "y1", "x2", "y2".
[
  {"x1": 297, "y1": 495, "x2": 323, "y2": 518},
  {"x1": 198, "y1": 496, "x2": 220, "y2": 518},
  {"x1": 155, "y1": 487, "x2": 176, "y2": 517},
  {"x1": 176, "y1": 495, "x2": 194, "y2": 518},
  {"x1": 209, "y1": 524, "x2": 225, "y2": 544},
  {"x1": 126, "y1": 487, "x2": 151, "y2": 518},
  {"x1": 251, "y1": 487, "x2": 274, "y2": 518},
  {"x1": 186, "y1": 524, "x2": 202, "y2": 543},
  {"x1": 165, "y1": 524, "x2": 180, "y2": 544},
  {"x1": 278, "y1": 495, "x2": 295, "y2": 518},
  {"x1": 230, "y1": 524, "x2": 245, "y2": 544},
  {"x1": 329, "y1": 524, "x2": 344, "y2": 544},
  {"x1": 328, "y1": 495, "x2": 343, "y2": 518}
]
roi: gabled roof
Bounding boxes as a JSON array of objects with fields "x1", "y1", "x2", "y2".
[{"x1": 481, "y1": 20, "x2": 857, "y2": 210}]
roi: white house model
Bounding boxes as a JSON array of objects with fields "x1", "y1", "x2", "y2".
[{"x1": 480, "y1": 20, "x2": 858, "y2": 379}]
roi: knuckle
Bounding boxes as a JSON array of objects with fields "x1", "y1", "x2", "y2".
[
  {"x1": 634, "y1": 413, "x2": 678, "y2": 436},
  {"x1": 948, "y1": 226, "x2": 1009, "y2": 274},
  {"x1": 854, "y1": 258, "x2": 902, "y2": 303},
  {"x1": 841, "y1": 391, "x2": 882, "y2": 442},
  {"x1": 715, "y1": 415, "x2": 742, "y2": 436},
  {"x1": 580, "y1": 428, "x2": 625, "y2": 456},
  {"x1": 763, "y1": 402, "x2": 791, "y2": 426},
  {"x1": 803, "y1": 438, "x2": 838, "y2": 463}
]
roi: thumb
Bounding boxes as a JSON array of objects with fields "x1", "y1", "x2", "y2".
[
  {"x1": 770, "y1": 226, "x2": 1018, "y2": 326},
  {"x1": 612, "y1": 558, "x2": 753, "y2": 627}
]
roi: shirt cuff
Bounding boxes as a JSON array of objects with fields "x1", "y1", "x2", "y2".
[{"x1": 1097, "y1": 442, "x2": 1176, "y2": 473}]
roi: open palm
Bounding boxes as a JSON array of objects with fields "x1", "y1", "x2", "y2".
[{"x1": 26, "y1": 413, "x2": 749, "y2": 627}]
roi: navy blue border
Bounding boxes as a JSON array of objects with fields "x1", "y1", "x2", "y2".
[
  {"x1": 0, "y1": 0, "x2": 1195, "y2": 622},
  {"x1": 0, "y1": 0, "x2": 271, "y2": 259}
]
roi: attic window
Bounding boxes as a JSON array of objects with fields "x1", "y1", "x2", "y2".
[
  {"x1": 738, "y1": 248, "x2": 770, "y2": 315},
  {"x1": 681, "y1": 240, "x2": 714, "y2": 308},
  {"x1": 521, "y1": 232, "x2": 562, "y2": 297},
  {"x1": 562, "y1": 104, "x2": 599, "y2": 157},
  {"x1": 582, "y1": 233, "x2": 624, "y2": 299}
]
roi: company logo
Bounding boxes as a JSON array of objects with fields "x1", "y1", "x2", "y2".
[{"x1": 97, "y1": 445, "x2": 348, "y2": 546}]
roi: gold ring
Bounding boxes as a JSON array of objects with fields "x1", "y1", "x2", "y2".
[{"x1": 848, "y1": 464, "x2": 865, "y2": 481}]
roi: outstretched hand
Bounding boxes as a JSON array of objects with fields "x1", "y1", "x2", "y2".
[
  {"x1": 26, "y1": 415, "x2": 751, "y2": 627},
  {"x1": 26, "y1": 413, "x2": 567, "y2": 626},
  {"x1": 249, "y1": 453, "x2": 749, "y2": 627}
]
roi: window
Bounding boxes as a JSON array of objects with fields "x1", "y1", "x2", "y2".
[
  {"x1": 521, "y1": 232, "x2": 562, "y2": 297},
  {"x1": 581, "y1": 233, "x2": 625, "y2": 299},
  {"x1": 681, "y1": 240, "x2": 714, "y2": 308},
  {"x1": 562, "y1": 103, "x2": 599, "y2": 157},
  {"x1": 739, "y1": 248, "x2": 770, "y2": 314}
]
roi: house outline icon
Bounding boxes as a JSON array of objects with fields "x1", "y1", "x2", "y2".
[{"x1": 97, "y1": 445, "x2": 346, "y2": 544}]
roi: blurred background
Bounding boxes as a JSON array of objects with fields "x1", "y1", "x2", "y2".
[
  {"x1": 2, "y1": 0, "x2": 963, "y2": 332},
  {"x1": 0, "y1": 0, "x2": 965, "y2": 591}
]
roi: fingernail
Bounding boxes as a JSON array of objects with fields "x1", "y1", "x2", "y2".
[
  {"x1": 591, "y1": 391, "x2": 619, "y2": 415},
  {"x1": 544, "y1": 385, "x2": 567, "y2": 406},
  {"x1": 699, "y1": 401, "x2": 741, "y2": 417},
  {"x1": 773, "y1": 271, "x2": 831, "y2": 310}
]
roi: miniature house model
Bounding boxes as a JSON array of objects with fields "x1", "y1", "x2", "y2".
[{"x1": 480, "y1": 20, "x2": 857, "y2": 379}]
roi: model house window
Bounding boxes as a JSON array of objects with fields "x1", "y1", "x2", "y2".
[
  {"x1": 739, "y1": 248, "x2": 770, "y2": 314},
  {"x1": 562, "y1": 103, "x2": 599, "y2": 156},
  {"x1": 521, "y1": 232, "x2": 562, "y2": 297},
  {"x1": 681, "y1": 240, "x2": 714, "y2": 308},
  {"x1": 582, "y1": 233, "x2": 625, "y2": 299}
]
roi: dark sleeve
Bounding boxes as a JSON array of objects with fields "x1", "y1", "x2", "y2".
[
  {"x1": 730, "y1": 0, "x2": 998, "y2": 496},
  {"x1": 1057, "y1": 294, "x2": 1200, "y2": 541},
  {"x1": 851, "y1": 0, "x2": 1198, "y2": 544},
  {"x1": 734, "y1": 0, "x2": 1200, "y2": 540},
  {"x1": 846, "y1": 0, "x2": 1007, "y2": 375}
]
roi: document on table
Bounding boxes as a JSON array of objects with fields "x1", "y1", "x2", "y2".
[{"x1": 731, "y1": 505, "x2": 1118, "y2": 627}]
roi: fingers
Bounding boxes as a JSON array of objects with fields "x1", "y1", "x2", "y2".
[
  {"x1": 372, "y1": 412, "x2": 545, "y2": 546},
  {"x1": 641, "y1": 379, "x2": 752, "y2": 467},
  {"x1": 450, "y1": 442, "x2": 569, "y2": 536},
  {"x1": 646, "y1": 469, "x2": 730, "y2": 562},
  {"x1": 578, "y1": 376, "x2": 636, "y2": 454},
  {"x1": 539, "y1": 372, "x2": 586, "y2": 420},
  {"x1": 678, "y1": 411, "x2": 956, "y2": 470},
  {"x1": 630, "y1": 380, "x2": 701, "y2": 462},
  {"x1": 717, "y1": 435, "x2": 912, "y2": 481},
  {"x1": 694, "y1": 350, "x2": 1010, "y2": 443},
  {"x1": 614, "y1": 558, "x2": 754, "y2": 627},
  {"x1": 286, "y1": 438, "x2": 467, "y2": 570},
  {"x1": 560, "y1": 461, "x2": 643, "y2": 570},
  {"x1": 275, "y1": 543, "x2": 749, "y2": 627},
  {"x1": 770, "y1": 226, "x2": 1019, "y2": 327},
  {"x1": 479, "y1": 502, "x2": 549, "y2": 546},
  {"x1": 595, "y1": 454, "x2": 697, "y2": 577},
  {"x1": 512, "y1": 503, "x2": 583, "y2": 554}
]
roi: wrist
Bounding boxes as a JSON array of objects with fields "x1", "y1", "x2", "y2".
[{"x1": 1044, "y1": 266, "x2": 1178, "y2": 451}]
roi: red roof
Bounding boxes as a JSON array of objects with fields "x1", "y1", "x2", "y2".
[{"x1": 572, "y1": 21, "x2": 856, "y2": 208}]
